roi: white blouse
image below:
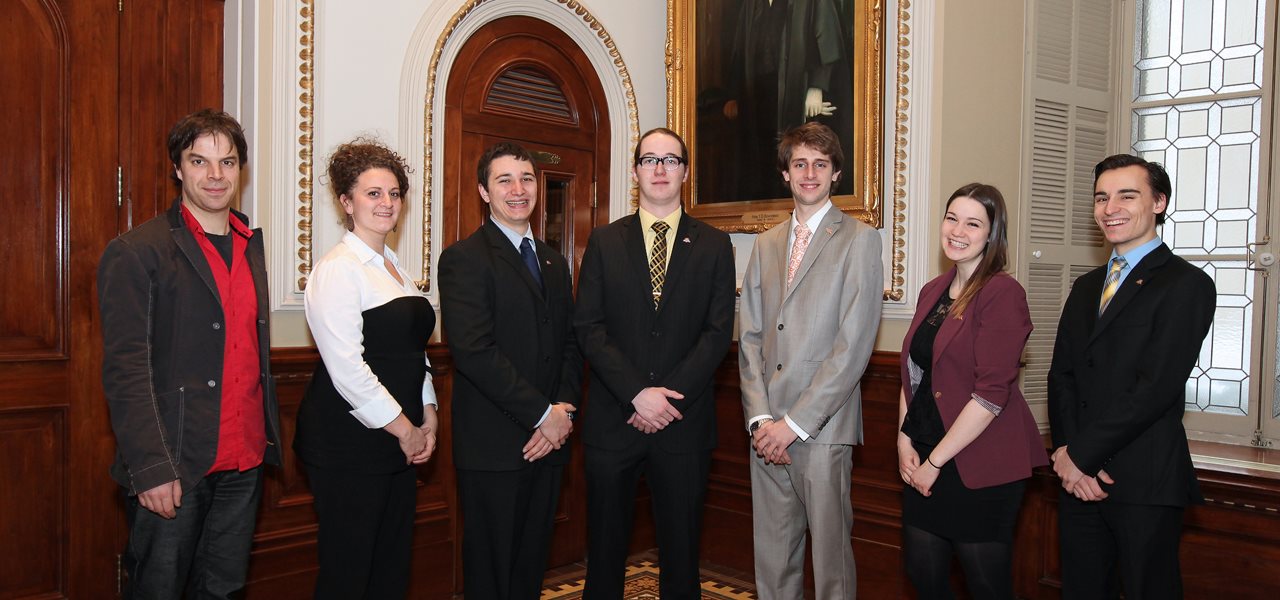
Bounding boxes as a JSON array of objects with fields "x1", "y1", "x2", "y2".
[{"x1": 305, "y1": 231, "x2": 438, "y2": 429}]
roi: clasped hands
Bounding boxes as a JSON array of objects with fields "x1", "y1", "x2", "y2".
[
  {"x1": 753, "y1": 418, "x2": 798, "y2": 465},
  {"x1": 390, "y1": 407, "x2": 438, "y2": 466},
  {"x1": 523, "y1": 402, "x2": 576, "y2": 462},
  {"x1": 1051, "y1": 445, "x2": 1114, "y2": 502},
  {"x1": 627, "y1": 387, "x2": 684, "y2": 434},
  {"x1": 896, "y1": 432, "x2": 939, "y2": 497}
]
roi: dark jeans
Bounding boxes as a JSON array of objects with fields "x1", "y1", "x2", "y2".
[{"x1": 122, "y1": 467, "x2": 264, "y2": 600}]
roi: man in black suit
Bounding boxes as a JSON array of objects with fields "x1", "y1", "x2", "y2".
[
  {"x1": 438, "y1": 141, "x2": 581, "y2": 600},
  {"x1": 575, "y1": 128, "x2": 737, "y2": 599},
  {"x1": 1049, "y1": 154, "x2": 1216, "y2": 599}
]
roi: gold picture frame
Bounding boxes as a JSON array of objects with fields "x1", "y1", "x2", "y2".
[{"x1": 667, "y1": 0, "x2": 883, "y2": 232}]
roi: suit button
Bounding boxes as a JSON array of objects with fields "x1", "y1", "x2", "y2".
[
  {"x1": 934, "y1": 391, "x2": 941, "y2": 399},
  {"x1": 778, "y1": 324, "x2": 784, "y2": 331},
  {"x1": 776, "y1": 364, "x2": 783, "y2": 371},
  {"x1": 543, "y1": 356, "x2": 550, "y2": 363},
  {"x1": 212, "y1": 322, "x2": 221, "y2": 330},
  {"x1": 542, "y1": 318, "x2": 550, "y2": 325},
  {"x1": 207, "y1": 380, "x2": 217, "y2": 388},
  {"x1": 649, "y1": 372, "x2": 656, "y2": 381},
  {"x1": 651, "y1": 331, "x2": 659, "y2": 337}
]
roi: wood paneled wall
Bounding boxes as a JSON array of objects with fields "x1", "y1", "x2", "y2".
[{"x1": 255, "y1": 346, "x2": 1280, "y2": 599}]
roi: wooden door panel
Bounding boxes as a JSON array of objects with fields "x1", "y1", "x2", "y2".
[
  {"x1": 0, "y1": 408, "x2": 67, "y2": 598},
  {"x1": 119, "y1": 0, "x2": 226, "y2": 231},
  {"x1": 0, "y1": 0, "x2": 68, "y2": 360}
]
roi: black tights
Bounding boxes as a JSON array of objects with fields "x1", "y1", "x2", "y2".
[{"x1": 903, "y1": 525, "x2": 1014, "y2": 600}]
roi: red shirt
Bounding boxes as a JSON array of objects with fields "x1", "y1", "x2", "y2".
[{"x1": 180, "y1": 205, "x2": 267, "y2": 474}]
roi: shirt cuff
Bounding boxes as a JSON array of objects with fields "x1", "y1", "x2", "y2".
[
  {"x1": 534, "y1": 404, "x2": 553, "y2": 428},
  {"x1": 747, "y1": 414, "x2": 774, "y2": 433},
  {"x1": 784, "y1": 415, "x2": 810, "y2": 441},
  {"x1": 349, "y1": 396, "x2": 404, "y2": 429},
  {"x1": 422, "y1": 372, "x2": 438, "y2": 407},
  {"x1": 972, "y1": 392, "x2": 1002, "y2": 416}
]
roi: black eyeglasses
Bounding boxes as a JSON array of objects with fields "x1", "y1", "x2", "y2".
[{"x1": 637, "y1": 155, "x2": 686, "y2": 170}]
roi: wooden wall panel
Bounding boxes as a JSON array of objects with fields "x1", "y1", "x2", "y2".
[
  {"x1": 0, "y1": 409, "x2": 66, "y2": 598},
  {"x1": 0, "y1": 0, "x2": 67, "y2": 360}
]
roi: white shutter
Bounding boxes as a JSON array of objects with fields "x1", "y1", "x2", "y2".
[{"x1": 1018, "y1": 0, "x2": 1117, "y2": 426}]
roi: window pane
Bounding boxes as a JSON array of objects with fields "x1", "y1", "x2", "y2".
[
  {"x1": 1131, "y1": 98, "x2": 1260, "y2": 254},
  {"x1": 1135, "y1": 0, "x2": 1265, "y2": 101},
  {"x1": 1187, "y1": 260, "x2": 1253, "y2": 416}
]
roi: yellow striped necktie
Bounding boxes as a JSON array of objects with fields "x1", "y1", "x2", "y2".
[
  {"x1": 1098, "y1": 256, "x2": 1128, "y2": 316},
  {"x1": 649, "y1": 221, "x2": 670, "y2": 309}
]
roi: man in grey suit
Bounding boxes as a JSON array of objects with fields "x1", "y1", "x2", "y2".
[{"x1": 739, "y1": 121, "x2": 882, "y2": 599}]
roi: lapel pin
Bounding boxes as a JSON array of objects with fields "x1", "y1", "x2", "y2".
[
  {"x1": 824, "y1": 227, "x2": 834, "y2": 235},
  {"x1": 1135, "y1": 279, "x2": 1144, "y2": 285},
  {"x1": 682, "y1": 237, "x2": 691, "y2": 243},
  {"x1": 544, "y1": 259, "x2": 551, "y2": 266}
]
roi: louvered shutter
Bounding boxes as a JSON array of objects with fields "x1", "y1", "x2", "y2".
[{"x1": 1018, "y1": 0, "x2": 1116, "y2": 425}]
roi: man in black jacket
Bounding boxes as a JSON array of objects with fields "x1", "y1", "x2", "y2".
[
  {"x1": 575, "y1": 128, "x2": 736, "y2": 599},
  {"x1": 98, "y1": 109, "x2": 281, "y2": 599},
  {"x1": 1049, "y1": 154, "x2": 1216, "y2": 599},
  {"x1": 439, "y1": 141, "x2": 581, "y2": 600}
]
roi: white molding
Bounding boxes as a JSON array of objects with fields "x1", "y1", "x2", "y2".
[
  {"x1": 266, "y1": 0, "x2": 310, "y2": 311},
  {"x1": 881, "y1": 0, "x2": 936, "y2": 320}
]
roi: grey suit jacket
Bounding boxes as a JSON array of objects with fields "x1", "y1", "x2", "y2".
[{"x1": 739, "y1": 208, "x2": 882, "y2": 445}]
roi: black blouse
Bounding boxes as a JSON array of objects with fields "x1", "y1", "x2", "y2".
[{"x1": 901, "y1": 293, "x2": 953, "y2": 446}]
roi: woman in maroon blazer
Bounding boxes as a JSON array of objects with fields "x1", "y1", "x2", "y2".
[{"x1": 896, "y1": 183, "x2": 1048, "y2": 599}]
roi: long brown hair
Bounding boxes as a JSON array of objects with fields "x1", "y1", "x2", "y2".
[{"x1": 947, "y1": 183, "x2": 1009, "y2": 317}]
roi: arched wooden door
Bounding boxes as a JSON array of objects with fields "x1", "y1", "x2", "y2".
[
  {"x1": 443, "y1": 15, "x2": 611, "y2": 277},
  {"x1": 442, "y1": 15, "x2": 611, "y2": 575}
]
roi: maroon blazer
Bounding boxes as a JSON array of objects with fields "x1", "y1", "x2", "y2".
[{"x1": 899, "y1": 269, "x2": 1048, "y2": 489}]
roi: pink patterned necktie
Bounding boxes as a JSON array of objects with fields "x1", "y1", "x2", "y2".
[{"x1": 787, "y1": 223, "x2": 812, "y2": 287}]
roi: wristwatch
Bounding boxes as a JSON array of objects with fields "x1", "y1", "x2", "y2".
[{"x1": 749, "y1": 418, "x2": 772, "y2": 436}]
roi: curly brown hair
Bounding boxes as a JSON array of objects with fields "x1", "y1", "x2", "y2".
[{"x1": 327, "y1": 138, "x2": 412, "y2": 230}]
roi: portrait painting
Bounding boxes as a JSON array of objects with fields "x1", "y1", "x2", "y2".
[{"x1": 667, "y1": 0, "x2": 883, "y2": 232}]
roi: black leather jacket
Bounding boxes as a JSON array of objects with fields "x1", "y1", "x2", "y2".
[{"x1": 98, "y1": 199, "x2": 282, "y2": 494}]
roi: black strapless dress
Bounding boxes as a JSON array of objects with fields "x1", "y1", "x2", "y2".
[{"x1": 295, "y1": 295, "x2": 434, "y2": 473}]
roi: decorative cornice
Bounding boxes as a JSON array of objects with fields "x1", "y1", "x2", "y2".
[
  {"x1": 418, "y1": 0, "x2": 641, "y2": 290},
  {"x1": 296, "y1": 0, "x2": 315, "y2": 290}
]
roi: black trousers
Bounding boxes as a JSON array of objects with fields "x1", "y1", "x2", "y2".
[
  {"x1": 457, "y1": 462, "x2": 563, "y2": 600},
  {"x1": 305, "y1": 464, "x2": 418, "y2": 600},
  {"x1": 583, "y1": 441, "x2": 712, "y2": 600},
  {"x1": 1058, "y1": 492, "x2": 1186, "y2": 600},
  {"x1": 122, "y1": 467, "x2": 263, "y2": 600}
]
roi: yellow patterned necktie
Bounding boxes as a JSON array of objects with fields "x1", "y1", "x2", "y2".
[
  {"x1": 1098, "y1": 256, "x2": 1128, "y2": 316},
  {"x1": 649, "y1": 221, "x2": 670, "y2": 309}
]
